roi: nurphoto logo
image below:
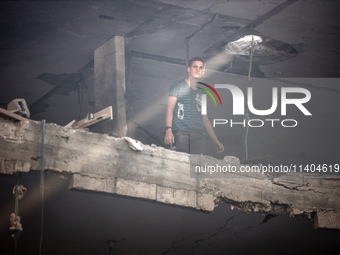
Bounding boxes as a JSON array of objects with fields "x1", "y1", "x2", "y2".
[{"x1": 199, "y1": 83, "x2": 312, "y2": 128}]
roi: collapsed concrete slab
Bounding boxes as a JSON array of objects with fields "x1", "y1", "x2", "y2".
[{"x1": 0, "y1": 117, "x2": 339, "y2": 229}]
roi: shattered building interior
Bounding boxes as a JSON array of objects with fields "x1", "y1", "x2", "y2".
[{"x1": 0, "y1": 0, "x2": 340, "y2": 254}]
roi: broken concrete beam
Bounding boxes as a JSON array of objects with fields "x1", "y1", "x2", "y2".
[
  {"x1": 197, "y1": 193, "x2": 216, "y2": 212},
  {"x1": 1, "y1": 117, "x2": 340, "y2": 229},
  {"x1": 0, "y1": 158, "x2": 31, "y2": 175},
  {"x1": 69, "y1": 174, "x2": 211, "y2": 210},
  {"x1": 313, "y1": 211, "x2": 340, "y2": 230},
  {"x1": 7, "y1": 98, "x2": 30, "y2": 118},
  {"x1": 156, "y1": 186, "x2": 197, "y2": 209},
  {"x1": 69, "y1": 174, "x2": 115, "y2": 194},
  {"x1": 116, "y1": 178, "x2": 157, "y2": 201}
]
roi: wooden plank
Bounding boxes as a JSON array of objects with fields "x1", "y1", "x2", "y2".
[
  {"x1": 0, "y1": 107, "x2": 27, "y2": 121},
  {"x1": 64, "y1": 120, "x2": 75, "y2": 128},
  {"x1": 72, "y1": 106, "x2": 113, "y2": 128}
]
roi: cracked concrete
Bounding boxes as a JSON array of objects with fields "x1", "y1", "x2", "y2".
[
  {"x1": 161, "y1": 212, "x2": 266, "y2": 255},
  {"x1": 1, "y1": 117, "x2": 339, "y2": 230}
]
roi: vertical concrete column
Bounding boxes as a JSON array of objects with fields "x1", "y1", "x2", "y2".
[{"x1": 94, "y1": 36, "x2": 127, "y2": 135}]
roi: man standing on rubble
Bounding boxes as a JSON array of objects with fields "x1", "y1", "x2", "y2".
[{"x1": 164, "y1": 57, "x2": 224, "y2": 155}]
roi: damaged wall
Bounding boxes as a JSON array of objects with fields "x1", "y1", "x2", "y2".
[{"x1": 0, "y1": 117, "x2": 339, "y2": 229}]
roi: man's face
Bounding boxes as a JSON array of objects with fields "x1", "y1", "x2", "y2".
[{"x1": 187, "y1": 61, "x2": 205, "y2": 78}]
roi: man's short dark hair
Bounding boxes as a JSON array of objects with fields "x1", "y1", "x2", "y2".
[{"x1": 188, "y1": 57, "x2": 205, "y2": 67}]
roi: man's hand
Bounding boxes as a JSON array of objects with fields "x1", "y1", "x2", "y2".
[
  {"x1": 202, "y1": 115, "x2": 224, "y2": 153},
  {"x1": 164, "y1": 129, "x2": 175, "y2": 146},
  {"x1": 164, "y1": 96, "x2": 177, "y2": 147},
  {"x1": 214, "y1": 140, "x2": 224, "y2": 153}
]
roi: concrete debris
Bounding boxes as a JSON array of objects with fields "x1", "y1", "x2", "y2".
[
  {"x1": 124, "y1": 137, "x2": 143, "y2": 151},
  {"x1": 313, "y1": 210, "x2": 340, "y2": 230},
  {"x1": 107, "y1": 132, "x2": 122, "y2": 138},
  {"x1": 1, "y1": 117, "x2": 340, "y2": 229},
  {"x1": 7, "y1": 98, "x2": 30, "y2": 118},
  {"x1": 223, "y1": 156, "x2": 240, "y2": 164},
  {"x1": 13, "y1": 185, "x2": 27, "y2": 200},
  {"x1": 224, "y1": 35, "x2": 263, "y2": 56},
  {"x1": 9, "y1": 213, "x2": 23, "y2": 239}
]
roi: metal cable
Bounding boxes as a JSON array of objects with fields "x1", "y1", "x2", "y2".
[
  {"x1": 39, "y1": 120, "x2": 46, "y2": 255},
  {"x1": 13, "y1": 173, "x2": 21, "y2": 255}
]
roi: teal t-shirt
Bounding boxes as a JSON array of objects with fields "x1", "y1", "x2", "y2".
[{"x1": 169, "y1": 79, "x2": 206, "y2": 134}]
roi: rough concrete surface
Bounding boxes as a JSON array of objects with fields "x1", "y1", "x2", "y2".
[{"x1": 1, "y1": 117, "x2": 339, "y2": 229}]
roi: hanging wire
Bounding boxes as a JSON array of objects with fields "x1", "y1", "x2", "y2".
[
  {"x1": 245, "y1": 36, "x2": 255, "y2": 159},
  {"x1": 224, "y1": 60, "x2": 233, "y2": 73},
  {"x1": 13, "y1": 173, "x2": 21, "y2": 255},
  {"x1": 39, "y1": 120, "x2": 46, "y2": 255},
  {"x1": 248, "y1": 35, "x2": 255, "y2": 81},
  {"x1": 245, "y1": 113, "x2": 249, "y2": 160}
]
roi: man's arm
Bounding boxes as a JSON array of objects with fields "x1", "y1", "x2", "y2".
[
  {"x1": 202, "y1": 115, "x2": 224, "y2": 153},
  {"x1": 164, "y1": 96, "x2": 177, "y2": 145}
]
